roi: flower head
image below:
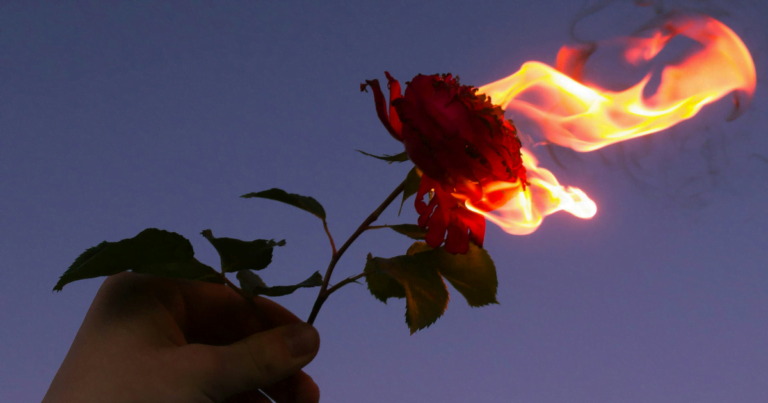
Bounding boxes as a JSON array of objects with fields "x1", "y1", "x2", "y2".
[{"x1": 363, "y1": 72, "x2": 526, "y2": 254}]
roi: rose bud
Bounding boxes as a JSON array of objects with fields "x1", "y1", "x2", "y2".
[{"x1": 362, "y1": 72, "x2": 527, "y2": 254}]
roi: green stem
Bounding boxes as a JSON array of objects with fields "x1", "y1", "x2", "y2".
[
  {"x1": 322, "y1": 219, "x2": 337, "y2": 256},
  {"x1": 326, "y1": 271, "x2": 367, "y2": 296},
  {"x1": 306, "y1": 179, "x2": 406, "y2": 325}
]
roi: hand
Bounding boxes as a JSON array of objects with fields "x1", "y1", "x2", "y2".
[{"x1": 43, "y1": 272, "x2": 321, "y2": 403}]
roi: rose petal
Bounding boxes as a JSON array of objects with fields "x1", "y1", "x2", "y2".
[
  {"x1": 424, "y1": 202, "x2": 449, "y2": 249},
  {"x1": 384, "y1": 72, "x2": 403, "y2": 135},
  {"x1": 362, "y1": 78, "x2": 402, "y2": 141},
  {"x1": 459, "y1": 207, "x2": 486, "y2": 247},
  {"x1": 444, "y1": 217, "x2": 470, "y2": 254}
]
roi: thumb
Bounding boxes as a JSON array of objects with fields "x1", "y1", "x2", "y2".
[{"x1": 187, "y1": 322, "x2": 320, "y2": 400}]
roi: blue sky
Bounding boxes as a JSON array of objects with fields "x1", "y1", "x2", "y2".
[{"x1": 2, "y1": 1, "x2": 767, "y2": 402}]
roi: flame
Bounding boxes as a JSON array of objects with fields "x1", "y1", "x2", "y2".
[
  {"x1": 466, "y1": 149, "x2": 597, "y2": 235},
  {"x1": 480, "y1": 13, "x2": 756, "y2": 152},
  {"x1": 471, "y1": 13, "x2": 755, "y2": 234}
]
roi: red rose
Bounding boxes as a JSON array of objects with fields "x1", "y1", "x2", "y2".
[{"x1": 362, "y1": 72, "x2": 526, "y2": 254}]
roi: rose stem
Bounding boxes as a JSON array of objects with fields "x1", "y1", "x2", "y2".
[
  {"x1": 322, "y1": 219, "x2": 337, "y2": 255},
  {"x1": 325, "y1": 272, "x2": 367, "y2": 295},
  {"x1": 306, "y1": 179, "x2": 406, "y2": 325}
]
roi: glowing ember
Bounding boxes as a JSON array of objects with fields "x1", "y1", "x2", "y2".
[{"x1": 472, "y1": 13, "x2": 755, "y2": 234}]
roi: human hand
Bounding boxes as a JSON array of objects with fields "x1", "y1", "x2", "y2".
[{"x1": 42, "y1": 272, "x2": 321, "y2": 403}]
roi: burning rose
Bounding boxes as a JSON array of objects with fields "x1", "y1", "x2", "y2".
[{"x1": 362, "y1": 72, "x2": 527, "y2": 254}]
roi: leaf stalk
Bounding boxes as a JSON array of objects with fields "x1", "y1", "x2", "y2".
[{"x1": 322, "y1": 219, "x2": 337, "y2": 256}]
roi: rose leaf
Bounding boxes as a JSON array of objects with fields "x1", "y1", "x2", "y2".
[
  {"x1": 201, "y1": 229, "x2": 285, "y2": 273},
  {"x1": 364, "y1": 251, "x2": 449, "y2": 334},
  {"x1": 356, "y1": 149, "x2": 409, "y2": 163},
  {"x1": 240, "y1": 188, "x2": 326, "y2": 220},
  {"x1": 386, "y1": 224, "x2": 427, "y2": 240},
  {"x1": 364, "y1": 253, "x2": 406, "y2": 303},
  {"x1": 408, "y1": 241, "x2": 498, "y2": 307},
  {"x1": 237, "y1": 270, "x2": 323, "y2": 297},
  {"x1": 54, "y1": 228, "x2": 222, "y2": 292}
]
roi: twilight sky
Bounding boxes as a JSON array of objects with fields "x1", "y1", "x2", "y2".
[{"x1": 2, "y1": 1, "x2": 767, "y2": 402}]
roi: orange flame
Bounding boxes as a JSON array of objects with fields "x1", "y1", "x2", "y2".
[
  {"x1": 467, "y1": 148, "x2": 597, "y2": 235},
  {"x1": 470, "y1": 13, "x2": 755, "y2": 234},
  {"x1": 480, "y1": 13, "x2": 755, "y2": 152}
]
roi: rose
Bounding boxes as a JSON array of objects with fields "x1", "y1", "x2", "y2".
[{"x1": 362, "y1": 72, "x2": 527, "y2": 254}]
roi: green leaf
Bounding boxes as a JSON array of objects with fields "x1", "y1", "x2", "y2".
[
  {"x1": 409, "y1": 241, "x2": 498, "y2": 307},
  {"x1": 406, "y1": 241, "x2": 431, "y2": 255},
  {"x1": 241, "y1": 188, "x2": 326, "y2": 220},
  {"x1": 364, "y1": 241, "x2": 498, "y2": 333},
  {"x1": 356, "y1": 150, "x2": 409, "y2": 163},
  {"x1": 399, "y1": 166, "x2": 422, "y2": 215},
  {"x1": 237, "y1": 270, "x2": 323, "y2": 297},
  {"x1": 364, "y1": 252, "x2": 449, "y2": 334},
  {"x1": 364, "y1": 253, "x2": 406, "y2": 303},
  {"x1": 55, "y1": 228, "x2": 222, "y2": 292},
  {"x1": 236, "y1": 269, "x2": 268, "y2": 290},
  {"x1": 67, "y1": 241, "x2": 109, "y2": 273},
  {"x1": 386, "y1": 224, "x2": 427, "y2": 240},
  {"x1": 201, "y1": 229, "x2": 285, "y2": 273}
]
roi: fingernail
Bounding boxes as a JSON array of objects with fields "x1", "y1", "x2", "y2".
[{"x1": 283, "y1": 323, "x2": 319, "y2": 358}]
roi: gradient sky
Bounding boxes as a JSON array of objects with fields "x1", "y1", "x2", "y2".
[{"x1": 2, "y1": 1, "x2": 767, "y2": 402}]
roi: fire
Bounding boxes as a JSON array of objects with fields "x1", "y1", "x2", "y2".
[
  {"x1": 466, "y1": 149, "x2": 597, "y2": 235},
  {"x1": 471, "y1": 13, "x2": 755, "y2": 234},
  {"x1": 480, "y1": 13, "x2": 755, "y2": 152}
]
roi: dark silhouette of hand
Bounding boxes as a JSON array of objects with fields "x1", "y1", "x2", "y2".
[{"x1": 43, "y1": 272, "x2": 320, "y2": 403}]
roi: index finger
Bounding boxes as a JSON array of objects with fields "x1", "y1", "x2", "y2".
[{"x1": 175, "y1": 277, "x2": 303, "y2": 346}]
